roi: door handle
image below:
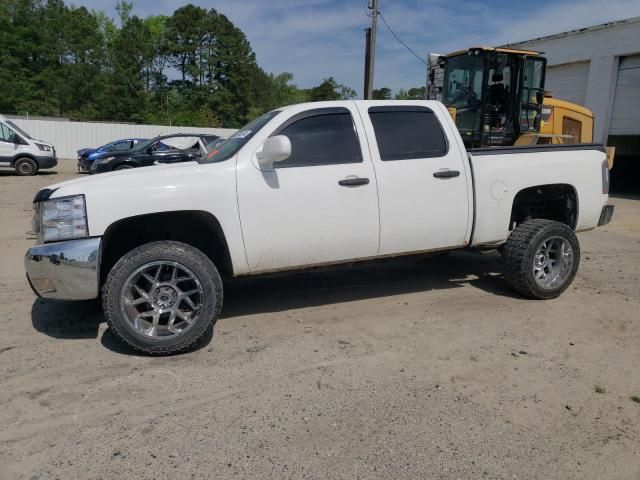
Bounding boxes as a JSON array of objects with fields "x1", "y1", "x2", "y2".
[
  {"x1": 433, "y1": 169, "x2": 460, "y2": 179},
  {"x1": 339, "y1": 177, "x2": 370, "y2": 187}
]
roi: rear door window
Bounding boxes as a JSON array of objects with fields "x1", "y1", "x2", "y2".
[
  {"x1": 368, "y1": 106, "x2": 447, "y2": 161},
  {"x1": 274, "y1": 109, "x2": 362, "y2": 168}
]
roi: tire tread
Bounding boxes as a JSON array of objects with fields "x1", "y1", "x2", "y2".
[
  {"x1": 503, "y1": 219, "x2": 579, "y2": 300},
  {"x1": 102, "y1": 241, "x2": 222, "y2": 355}
]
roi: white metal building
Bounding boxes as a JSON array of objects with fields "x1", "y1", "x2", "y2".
[
  {"x1": 3, "y1": 115, "x2": 235, "y2": 160},
  {"x1": 506, "y1": 16, "x2": 640, "y2": 192}
]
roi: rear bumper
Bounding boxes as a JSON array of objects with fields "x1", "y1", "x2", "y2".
[
  {"x1": 25, "y1": 237, "x2": 101, "y2": 300},
  {"x1": 598, "y1": 205, "x2": 615, "y2": 226}
]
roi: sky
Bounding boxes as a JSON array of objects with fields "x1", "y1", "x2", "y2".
[{"x1": 72, "y1": 0, "x2": 640, "y2": 95}]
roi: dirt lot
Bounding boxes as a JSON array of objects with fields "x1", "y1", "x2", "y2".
[{"x1": 1, "y1": 161, "x2": 639, "y2": 480}]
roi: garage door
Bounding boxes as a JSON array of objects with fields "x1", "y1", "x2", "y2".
[
  {"x1": 545, "y1": 61, "x2": 590, "y2": 106},
  {"x1": 610, "y1": 55, "x2": 640, "y2": 135}
]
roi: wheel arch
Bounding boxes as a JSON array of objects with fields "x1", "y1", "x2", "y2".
[
  {"x1": 11, "y1": 153, "x2": 38, "y2": 166},
  {"x1": 100, "y1": 210, "x2": 233, "y2": 287},
  {"x1": 112, "y1": 159, "x2": 139, "y2": 170},
  {"x1": 509, "y1": 183, "x2": 579, "y2": 231}
]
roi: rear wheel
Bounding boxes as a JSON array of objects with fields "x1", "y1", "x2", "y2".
[
  {"x1": 102, "y1": 241, "x2": 223, "y2": 355},
  {"x1": 14, "y1": 157, "x2": 38, "y2": 176},
  {"x1": 502, "y1": 219, "x2": 580, "y2": 299}
]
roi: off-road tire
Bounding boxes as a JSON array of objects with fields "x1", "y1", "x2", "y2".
[
  {"x1": 14, "y1": 157, "x2": 38, "y2": 176},
  {"x1": 502, "y1": 219, "x2": 580, "y2": 299},
  {"x1": 102, "y1": 241, "x2": 223, "y2": 355}
]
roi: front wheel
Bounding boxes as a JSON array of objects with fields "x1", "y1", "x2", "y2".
[
  {"x1": 502, "y1": 219, "x2": 580, "y2": 299},
  {"x1": 102, "y1": 241, "x2": 223, "y2": 355},
  {"x1": 14, "y1": 157, "x2": 38, "y2": 176}
]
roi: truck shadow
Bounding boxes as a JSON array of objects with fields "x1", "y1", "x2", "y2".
[
  {"x1": 221, "y1": 250, "x2": 518, "y2": 318},
  {"x1": 0, "y1": 170, "x2": 58, "y2": 177},
  {"x1": 31, "y1": 298, "x2": 103, "y2": 340},
  {"x1": 30, "y1": 250, "x2": 519, "y2": 354}
]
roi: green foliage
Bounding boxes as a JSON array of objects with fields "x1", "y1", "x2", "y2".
[
  {"x1": 395, "y1": 86, "x2": 426, "y2": 100},
  {"x1": 308, "y1": 77, "x2": 357, "y2": 102},
  {"x1": 1, "y1": 0, "x2": 419, "y2": 127},
  {"x1": 372, "y1": 87, "x2": 392, "y2": 100}
]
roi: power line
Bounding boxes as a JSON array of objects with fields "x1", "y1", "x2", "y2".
[{"x1": 377, "y1": 11, "x2": 428, "y2": 66}]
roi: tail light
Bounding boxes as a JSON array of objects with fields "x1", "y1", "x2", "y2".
[{"x1": 602, "y1": 159, "x2": 609, "y2": 195}]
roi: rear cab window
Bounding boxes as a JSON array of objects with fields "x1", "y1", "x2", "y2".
[{"x1": 368, "y1": 106, "x2": 448, "y2": 161}]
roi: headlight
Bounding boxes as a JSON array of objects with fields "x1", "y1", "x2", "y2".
[
  {"x1": 36, "y1": 143, "x2": 52, "y2": 152},
  {"x1": 36, "y1": 195, "x2": 88, "y2": 243},
  {"x1": 91, "y1": 156, "x2": 113, "y2": 170}
]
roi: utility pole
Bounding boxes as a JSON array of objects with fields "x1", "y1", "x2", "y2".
[{"x1": 363, "y1": 0, "x2": 379, "y2": 99}]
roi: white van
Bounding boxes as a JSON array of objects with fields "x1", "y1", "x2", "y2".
[{"x1": 0, "y1": 115, "x2": 57, "y2": 175}]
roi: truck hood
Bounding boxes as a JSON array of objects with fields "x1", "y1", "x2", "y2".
[
  {"x1": 39, "y1": 158, "x2": 238, "y2": 239},
  {"x1": 45, "y1": 161, "x2": 201, "y2": 197}
]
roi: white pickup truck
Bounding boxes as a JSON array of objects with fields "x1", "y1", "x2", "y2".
[{"x1": 25, "y1": 101, "x2": 614, "y2": 354}]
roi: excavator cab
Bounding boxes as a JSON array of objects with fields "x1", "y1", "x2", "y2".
[{"x1": 439, "y1": 47, "x2": 546, "y2": 148}]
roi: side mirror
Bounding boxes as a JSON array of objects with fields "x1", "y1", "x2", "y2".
[{"x1": 256, "y1": 135, "x2": 291, "y2": 170}]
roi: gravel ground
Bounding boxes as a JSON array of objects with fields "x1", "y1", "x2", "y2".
[{"x1": 1, "y1": 161, "x2": 639, "y2": 479}]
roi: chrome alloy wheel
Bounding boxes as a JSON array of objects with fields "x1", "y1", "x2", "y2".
[
  {"x1": 120, "y1": 261, "x2": 204, "y2": 338},
  {"x1": 532, "y1": 236, "x2": 575, "y2": 289}
]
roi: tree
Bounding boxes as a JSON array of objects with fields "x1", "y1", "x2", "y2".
[
  {"x1": 100, "y1": 14, "x2": 149, "y2": 122},
  {"x1": 372, "y1": 87, "x2": 392, "y2": 100},
  {"x1": 0, "y1": 0, "x2": 356, "y2": 127},
  {"x1": 142, "y1": 15, "x2": 170, "y2": 91},
  {"x1": 166, "y1": 4, "x2": 207, "y2": 85},
  {"x1": 396, "y1": 86, "x2": 426, "y2": 100},
  {"x1": 308, "y1": 77, "x2": 357, "y2": 102}
]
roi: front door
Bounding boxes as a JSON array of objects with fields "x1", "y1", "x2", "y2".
[
  {"x1": 237, "y1": 105, "x2": 379, "y2": 273},
  {"x1": 0, "y1": 123, "x2": 18, "y2": 165}
]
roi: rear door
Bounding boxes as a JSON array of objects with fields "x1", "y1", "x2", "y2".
[
  {"x1": 237, "y1": 104, "x2": 380, "y2": 273},
  {"x1": 357, "y1": 102, "x2": 472, "y2": 255}
]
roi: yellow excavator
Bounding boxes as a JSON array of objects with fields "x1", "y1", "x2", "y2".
[{"x1": 428, "y1": 47, "x2": 614, "y2": 167}]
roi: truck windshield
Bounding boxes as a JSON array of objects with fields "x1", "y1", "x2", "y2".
[
  {"x1": 6, "y1": 120, "x2": 32, "y2": 139},
  {"x1": 199, "y1": 110, "x2": 281, "y2": 164}
]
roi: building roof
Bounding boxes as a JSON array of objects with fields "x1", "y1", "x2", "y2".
[
  {"x1": 444, "y1": 46, "x2": 540, "y2": 58},
  {"x1": 504, "y1": 16, "x2": 640, "y2": 47}
]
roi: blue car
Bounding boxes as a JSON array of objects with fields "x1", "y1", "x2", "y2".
[{"x1": 77, "y1": 138, "x2": 147, "y2": 173}]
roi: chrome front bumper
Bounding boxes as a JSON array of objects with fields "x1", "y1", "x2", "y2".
[{"x1": 25, "y1": 237, "x2": 101, "y2": 300}]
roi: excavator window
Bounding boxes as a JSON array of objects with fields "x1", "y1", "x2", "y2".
[
  {"x1": 520, "y1": 58, "x2": 546, "y2": 133},
  {"x1": 485, "y1": 54, "x2": 515, "y2": 142},
  {"x1": 562, "y1": 117, "x2": 582, "y2": 143},
  {"x1": 442, "y1": 54, "x2": 484, "y2": 134}
]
